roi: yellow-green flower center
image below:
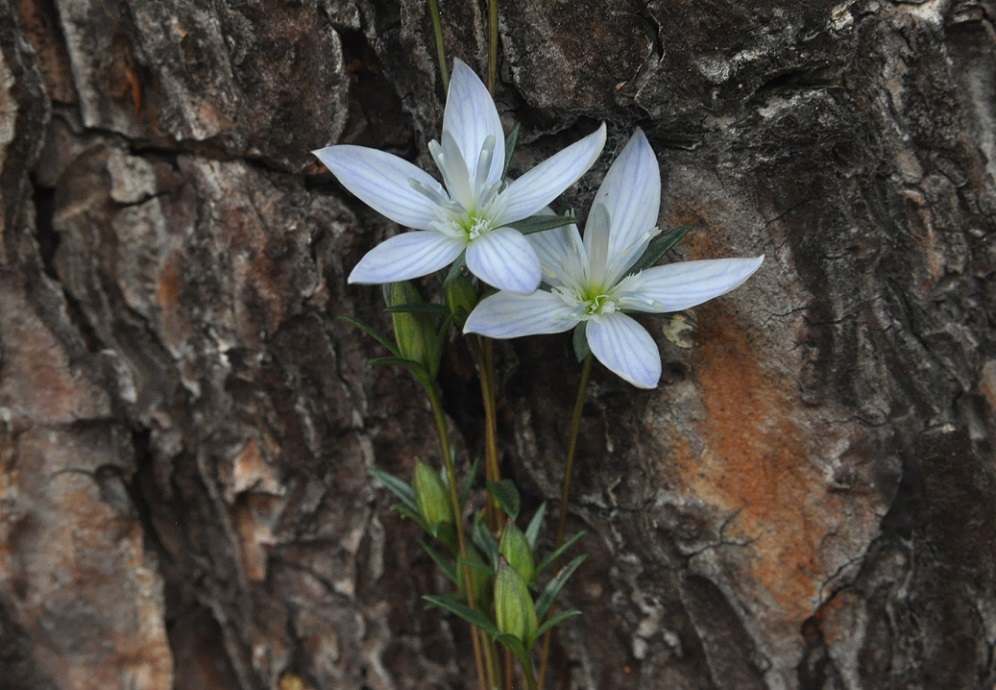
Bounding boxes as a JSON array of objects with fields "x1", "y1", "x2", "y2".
[{"x1": 582, "y1": 292, "x2": 616, "y2": 316}]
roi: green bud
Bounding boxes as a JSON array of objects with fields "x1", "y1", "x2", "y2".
[
  {"x1": 388, "y1": 281, "x2": 440, "y2": 378},
  {"x1": 444, "y1": 273, "x2": 479, "y2": 324},
  {"x1": 499, "y1": 522, "x2": 535, "y2": 585},
  {"x1": 494, "y1": 557, "x2": 537, "y2": 645},
  {"x1": 412, "y1": 461, "x2": 454, "y2": 529}
]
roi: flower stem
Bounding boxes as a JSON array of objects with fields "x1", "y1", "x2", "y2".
[
  {"x1": 536, "y1": 353, "x2": 593, "y2": 688},
  {"x1": 424, "y1": 381, "x2": 490, "y2": 690},
  {"x1": 555, "y1": 353, "x2": 592, "y2": 546},
  {"x1": 522, "y1": 653, "x2": 539, "y2": 690},
  {"x1": 477, "y1": 336, "x2": 504, "y2": 531},
  {"x1": 487, "y1": 0, "x2": 499, "y2": 93},
  {"x1": 428, "y1": 0, "x2": 449, "y2": 92}
]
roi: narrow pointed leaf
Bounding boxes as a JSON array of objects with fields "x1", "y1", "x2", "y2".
[
  {"x1": 535, "y1": 554, "x2": 587, "y2": 621},
  {"x1": 392, "y1": 504, "x2": 430, "y2": 531},
  {"x1": 421, "y1": 540, "x2": 458, "y2": 583},
  {"x1": 511, "y1": 213, "x2": 579, "y2": 236},
  {"x1": 535, "y1": 530, "x2": 586, "y2": 576},
  {"x1": 487, "y1": 479, "x2": 521, "y2": 520},
  {"x1": 625, "y1": 225, "x2": 693, "y2": 275},
  {"x1": 473, "y1": 513, "x2": 500, "y2": 566},
  {"x1": 535, "y1": 609, "x2": 583, "y2": 640},
  {"x1": 503, "y1": 122, "x2": 520, "y2": 179},
  {"x1": 441, "y1": 251, "x2": 468, "y2": 286},
  {"x1": 423, "y1": 594, "x2": 501, "y2": 638},
  {"x1": 524, "y1": 502, "x2": 547, "y2": 550},
  {"x1": 572, "y1": 322, "x2": 590, "y2": 362},
  {"x1": 461, "y1": 457, "x2": 480, "y2": 503},
  {"x1": 367, "y1": 357, "x2": 429, "y2": 375},
  {"x1": 338, "y1": 315, "x2": 399, "y2": 356},
  {"x1": 494, "y1": 633, "x2": 530, "y2": 660},
  {"x1": 368, "y1": 468, "x2": 417, "y2": 512}
]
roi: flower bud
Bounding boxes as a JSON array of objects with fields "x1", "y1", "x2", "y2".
[
  {"x1": 444, "y1": 273, "x2": 479, "y2": 324},
  {"x1": 412, "y1": 461, "x2": 454, "y2": 529},
  {"x1": 388, "y1": 281, "x2": 440, "y2": 378},
  {"x1": 494, "y1": 557, "x2": 537, "y2": 645},
  {"x1": 499, "y1": 522, "x2": 535, "y2": 585}
]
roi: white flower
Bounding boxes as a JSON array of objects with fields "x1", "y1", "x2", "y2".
[
  {"x1": 312, "y1": 59, "x2": 606, "y2": 293},
  {"x1": 464, "y1": 130, "x2": 764, "y2": 388}
]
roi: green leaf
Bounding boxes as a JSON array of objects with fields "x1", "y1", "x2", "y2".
[
  {"x1": 420, "y1": 540, "x2": 457, "y2": 583},
  {"x1": 383, "y1": 303, "x2": 451, "y2": 317},
  {"x1": 626, "y1": 225, "x2": 693, "y2": 275},
  {"x1": 392, "y1": 504, "x2": 431, "y2": 532},
  {"x1": 457, "y1": 554, "x2": 496, "y2": 576},
  {"x1": 461, "y1": 457, "x2": 481, "y2": 504},
  {"x1": 423, "y1": 594, "x2": 500, "y2": 638},
  {"x1": 535, "y1": 609, "x2": 583, "y2": 639},
  {"x1": 572, "y1": 322, "x2": 590, "y2": 362},
  {"x1": 512, "y1": 213, "x2": 578, "y2": 236},
  {"x1": 487, "y1": 479, "x2": 521, "y2": 520},
  {"x1": 338, "y1": 315, "x2": 399, "y2": 357},
  {"x1": 472, "y1": 513, "x2": 500, "y2": 566},
  {"x1": 524, "y1": 502, "x2": 547, "y2": 550},
  {"x1": 535, "y1": 554, "x2": 587, "y2": 621},
  {"x1": 503, "y1": 123, "x2": 520, "y2": 179},
  {"x1": 494, "y1": 632, "x2": 529, "y2": 660},
  {"x1": 369, "y1": 468, "x2": 417, "y2": 512},
  {"x1": 536, "y1": 530, "x2": 586, "y2": 576},
  {"x1": 367, "y1": 356, "x2": 425, "y2": 372},
  {"x1": 442, "y1": 252, "x2": 468, "y2": 286},
  {"x1": 430, "y1": 520, "x2": 459, "y2": 553}
]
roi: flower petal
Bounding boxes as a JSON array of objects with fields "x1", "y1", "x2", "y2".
[
  {"x1": 615, "y1": 256, "x2": 764, "y2": 313},
  {"x1": 465, "y1": 226, "x2": 543, "y2": 293},
  {"x1": 444, "y1": 60, "x2": 505, "y2": 191},
  {"x1": 464, "y1": 290, "x2": 576, "y2": 338},
  {"x1": 313, "y1": 145, "x2": 444, "y2": 230},
  {"x1": 588, "y1": 129, "x2": 660, "y2": 276},
  {"x1": 586, "y1": 312, "x2": 662, "y2": 389},
  {"x1": 527, "y1": 223, "x2": 586, "y2": 289},
  {"x1": 498, "y1": 123, "x2": 607, "y2": 223},
  {"x1": 348, "y1": 231, "x2": 465, "y2": 284},
  {"x1": 583, "y1": 203, "x2": 611, "y2": 288}
]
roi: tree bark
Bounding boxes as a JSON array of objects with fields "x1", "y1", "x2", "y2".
[{"x1": 2, "y1": 1, "x2": 995, "y2": 689}]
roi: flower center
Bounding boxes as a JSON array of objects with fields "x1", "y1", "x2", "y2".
[
  {"x1": 554, "y1": 285, "x2": 618, "y2": 320},
  {"x1": 582, "y1": 292, "x2": 616, "y2": 316},
  {"x1": 464, "y1": 213, "x2": 493, "y2": 240}
]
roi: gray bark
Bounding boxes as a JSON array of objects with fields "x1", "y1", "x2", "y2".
[{"x1": 1, "y1": 1, "x2": 995, "y2": 689}]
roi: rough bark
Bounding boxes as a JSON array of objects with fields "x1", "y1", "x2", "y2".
[{"x1": 1, "y1": 1, "x2": 995, "y2": 689}]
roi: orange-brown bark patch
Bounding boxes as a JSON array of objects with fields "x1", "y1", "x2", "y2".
[{"x1": 675, "y1": 306, "x2": 827, "y2": 624}]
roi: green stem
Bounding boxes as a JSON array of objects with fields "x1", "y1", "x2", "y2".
[
  {"x1": 425, "y1": 381, "x2": 489, "y2": 690},
  {"x1": 428, "y1": 0, "x2": 449, "y2": 92},
  {"x1": 522, "y1": 652, "x2": 539, "y2": 690},
  {"x1": 487, "y1": 0, "x2": 498, "y2": 93},
  {"x1": 477, "y1": 336, "x2": 504, "y2": 531},
  {"x1": 555, "y1": 353, "x2": 593, "y2": 546},
  {"x1": 536, "y1": 353, "x2": 593, "y2": 688}
]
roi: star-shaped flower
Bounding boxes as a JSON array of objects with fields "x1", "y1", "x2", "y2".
[
  {"x1": 313, "y1": 59, "x2": 606, "y2": 293},
  {"x1": 464, "y1": 130, "x2": 764, "y2": 388}
]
